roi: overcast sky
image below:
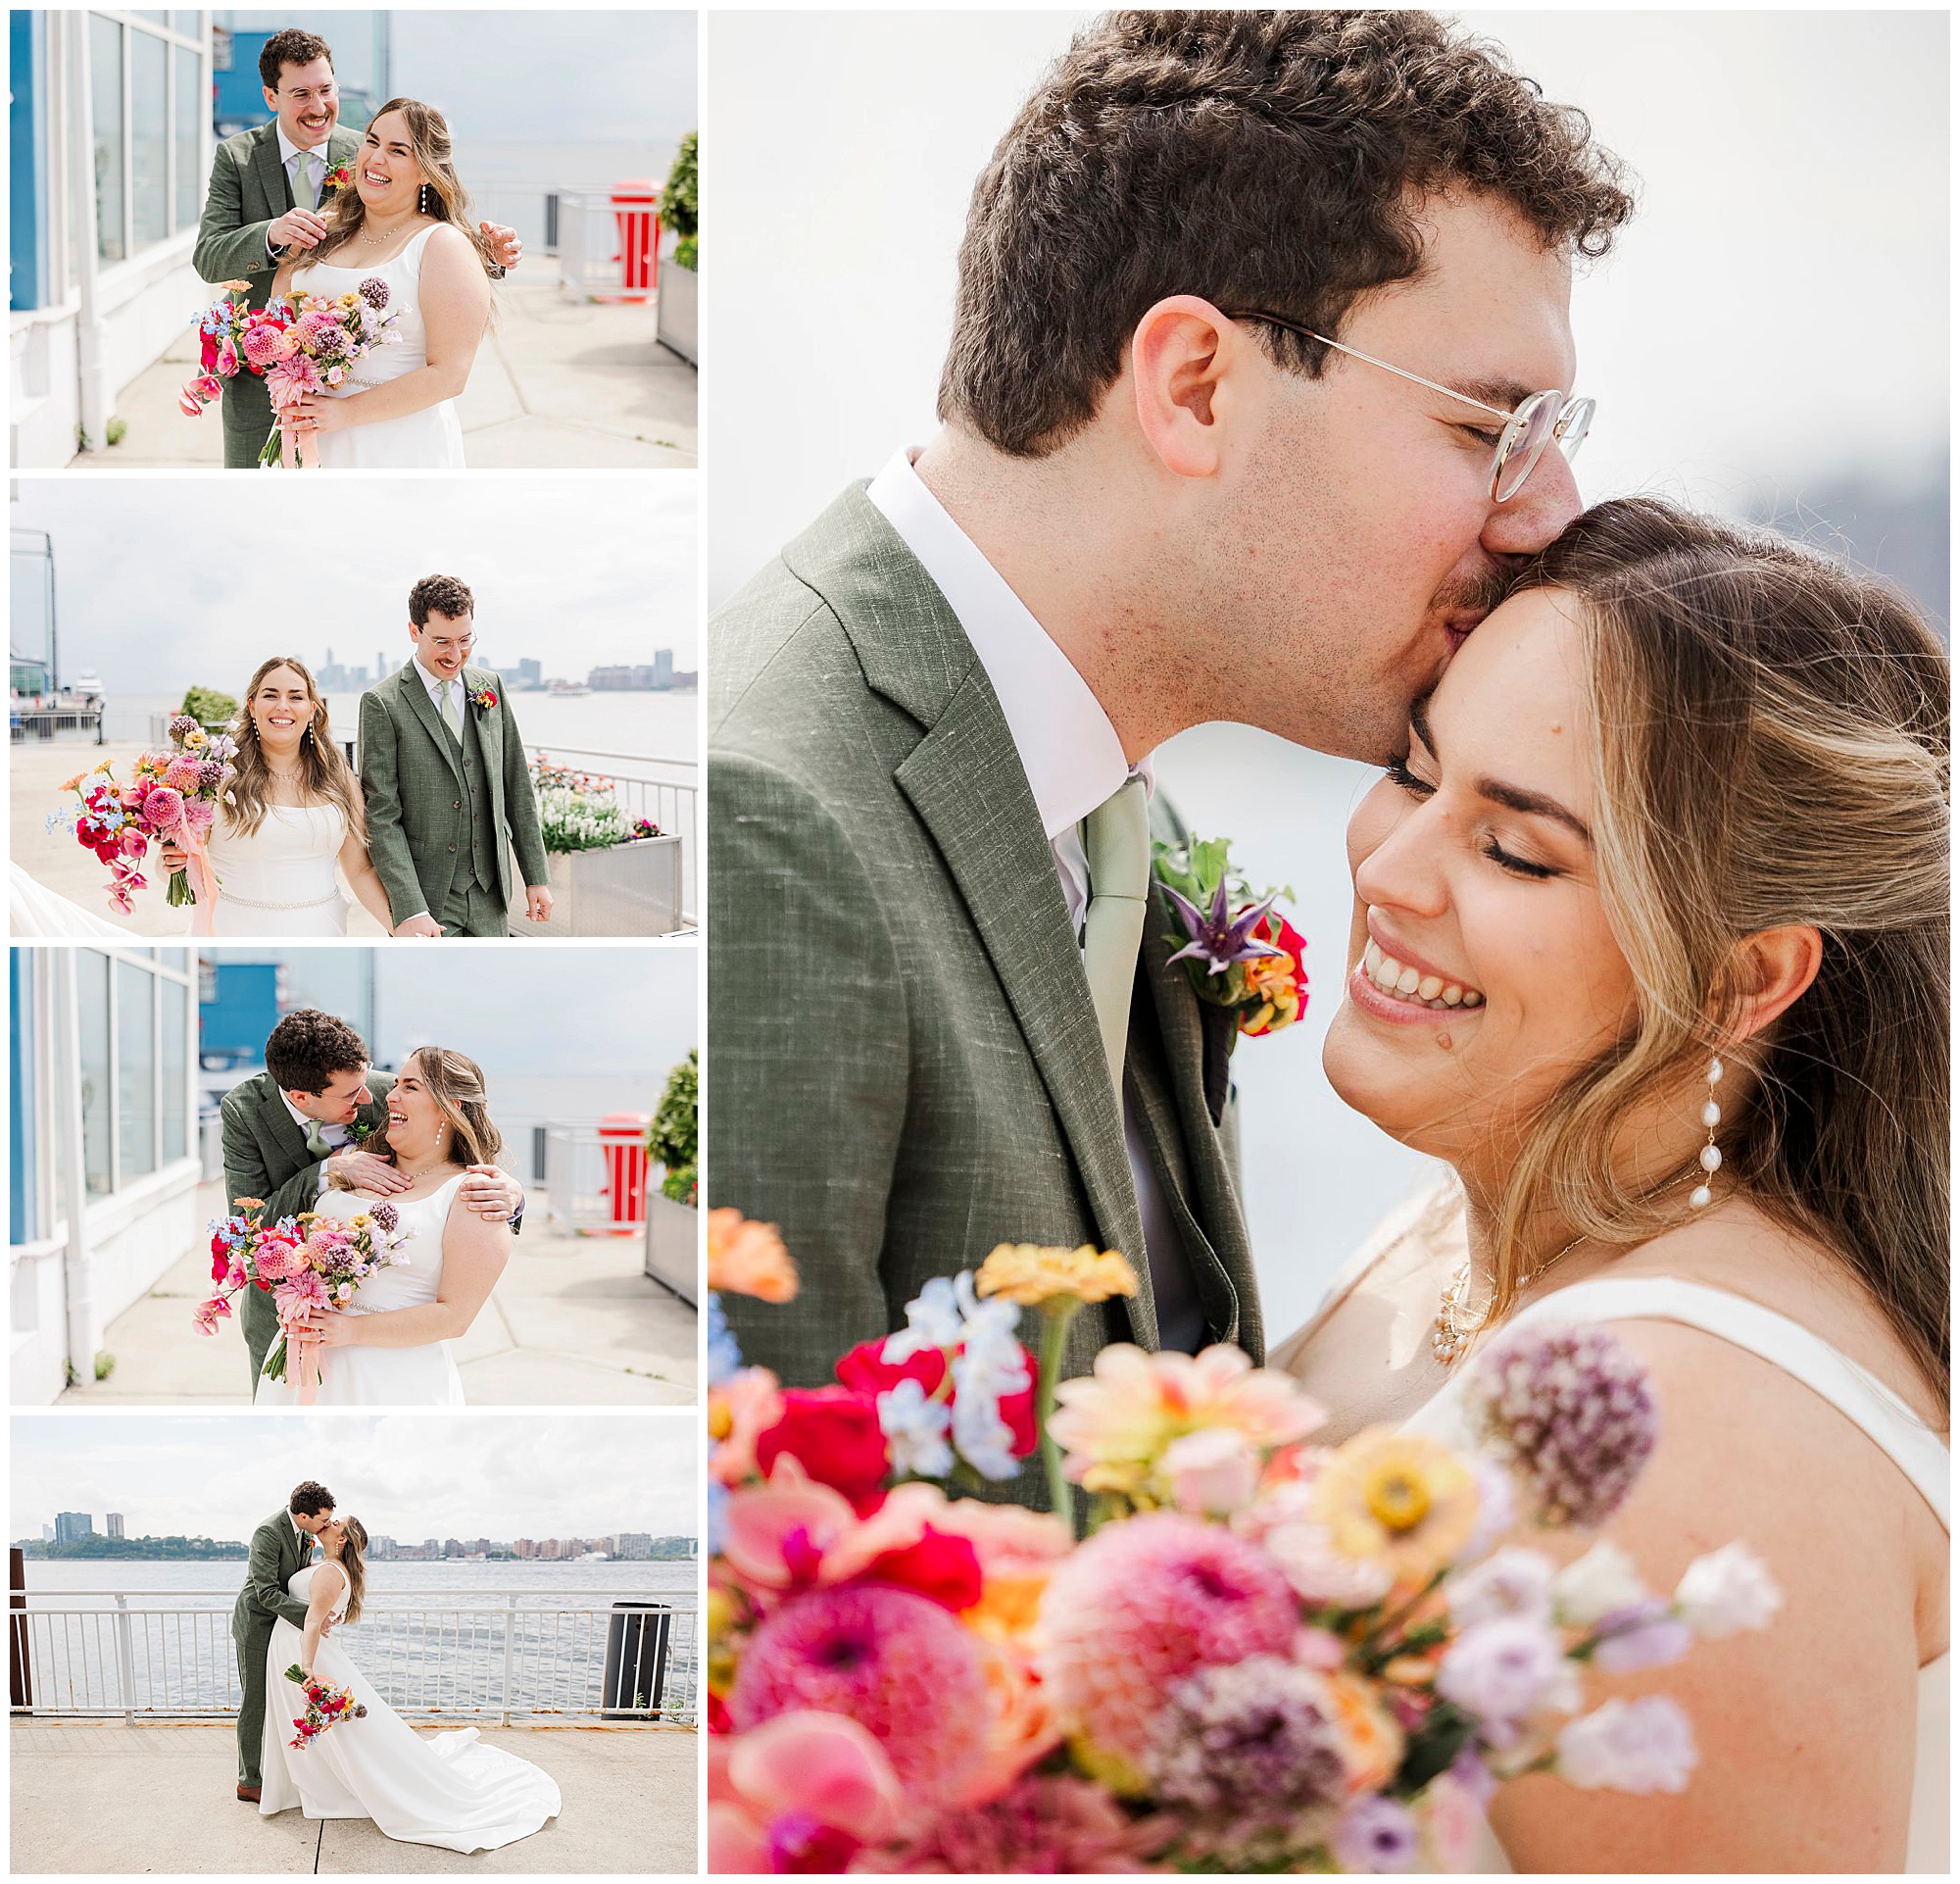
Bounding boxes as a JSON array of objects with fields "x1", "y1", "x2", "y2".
[
  {"x1": 707, "y1": 8, "x2": 1947, "y2": 607},
  {"x1": 8, "y1": 478, "x2": 697, "y2": 686},
  {"x1": 13, "y1": 1412, "x2": 698, "y2": 1541},
  {"x1": 220, "y1": 10, "x2": 698, "y2": 145},
  {"x1": 197, "y1": 946, "x2": 698, "y2": 1078}
]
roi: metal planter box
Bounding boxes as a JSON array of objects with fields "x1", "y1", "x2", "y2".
[
  {"x1": 511, "y1": 834, "x2": 684, "y2": 937},
  {"x1": 643, "y1": 1193, "x2": 697, "y2": 1306},
  {"x1": 656, "y1": 263, "x2": 698, "y2": 367}
]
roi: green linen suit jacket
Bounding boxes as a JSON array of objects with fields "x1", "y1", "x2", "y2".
[
  {"x1": 191, "y1": 120, "x2": 363, "y2": 463},
  {"x1": 709, "y1": 484, "x2": 1261, "y2": 1426},
  {"x1": 358, "y1": 665, "x2": 550, "y2": 930},
  {"x1": 220, "y1": 1069, "x2": 392, "y2": 1381},
  {"x1": 231, "y1": 1509, "x2": 315, "y2": 1645}
]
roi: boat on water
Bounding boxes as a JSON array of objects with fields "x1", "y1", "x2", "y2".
[
  {"x1": 70, "y1": 669, "x2": 103, "y2": 702},
  {"x1": 548, "y1": 682, "x2": 593, "y2": 697}
]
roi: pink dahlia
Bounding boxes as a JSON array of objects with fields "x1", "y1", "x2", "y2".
[
  {"x1": 250, "y1": 1236, "x2": 308, "y2": 1283},
  {"x1": 728, "y1": 1583, "x2": 990, "y2": 1808},
  {"x1": 274, "y1": 1270, "x2": 329, "y2": 1315},
  {"x1": 140, "y1": 786, "x2": 185, "y2": 833},
  {"x1": 296, "y1": 309, "x2": 345, "y2": 350},
  {"x1": 1038, "y1": 1512, "x2": 1298, "y2": 1790},
  {"x1": 852, "y1": 1773, "x2": 1164, "y2": 1873},
  {"x1": 240, "y1": 322, "x2": 289, "y2": 371},
  {"x1": 164, "y1": 754, "x2": 203, "y2": 791}
]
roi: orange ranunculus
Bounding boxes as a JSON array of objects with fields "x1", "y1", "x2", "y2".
[
  {"x1": 706, "y1": 1209, "x2": 799, "y2": 1302},
  {"x1": 1325, "y1": 1666, "x2": 1405, "y2": 1796}
]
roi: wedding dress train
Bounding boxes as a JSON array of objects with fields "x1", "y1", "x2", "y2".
[
  {"x1": 289, "y1": 224, "x2": 466, "y2": 468},
  {"x1": 1402, "y1": 1276, "x2": 1949, "y2": 1873},
  {"x1": 203, "y1": 803, "x2": 349, "y2": 936},
  {"x1": 252, "y1": 1173, "x2": 467, "y2": 1406},
  {"x1": 260, "y1": 1562, "x2": 560, "y2": 1851}
]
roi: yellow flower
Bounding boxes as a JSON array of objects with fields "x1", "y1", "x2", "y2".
[
  {"x1": 184, "y1": 728, "x2": 208, "y2": 749},
  {"x1": 1240, "y1": 952, "x2": 1303, "y2": 1033},
  {"x1": 1307, "y1": 1427, "x2": 1481, "y2": 1584},
  {"x1": 351, "y1": 1215, "x2": 371, "y2": 1229},
  {"x1": 974, "y1": 1243, "x2": 1139, "y2": 1309}
]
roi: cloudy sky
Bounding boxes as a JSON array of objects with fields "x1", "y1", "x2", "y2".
[
  {"x1": 196, "y1": 945, "x2": 698, "y2": 1078},
  {"x1": 13, "y1": 1413, "x2": 698, "y2": 1543},
  {"x1": 8, "y1": 478, "x2": 697, "y2": 688}
]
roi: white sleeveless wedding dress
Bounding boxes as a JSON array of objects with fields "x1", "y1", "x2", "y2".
[
  {"x1": 1404, "y1": 1276, "x2": 1949, "y2": 1873},
  {"x1": 203, "y1": 803, "x2": 349, "y2": 935},
  {"x1": 260, "y1": 1562, "x2": 561, "y2": 1851},
  {"x1": 252, "y1": 1173, "x2": 467, "y2": 1406},
  {"x1": 289, "y1": 223, "x2": 466, "y2": 469}
]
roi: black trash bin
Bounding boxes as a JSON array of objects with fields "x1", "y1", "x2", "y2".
[{"x1": 602, "y1": 1602, "x2": 670, "y2": 1718}]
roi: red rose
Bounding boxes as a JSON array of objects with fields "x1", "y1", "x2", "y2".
[
  {"x1": 861, "y1": 1525, "x2": 984, "y2": 1611},
  {"x1": 707, "y1": 1691, "x2": 733, "y2": 1735},
  {"x1": 834, "y1": 1338, "x2": 946, "y2": 1399},
  {"x1": 755, "y1": 1387, "x2": 889, "y2": 1514}
]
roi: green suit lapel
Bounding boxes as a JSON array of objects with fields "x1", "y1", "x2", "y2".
[
  {"x1": 256, "y1": 1071, "x2": 313, "y2": 1171},
  {"x1": 397, "y1": 667, "x2": 468, "y2": 791},
  {"x1": 253, "y1": 123, "x2": 295, "y2": 218},
  {"x1": 792, "y1": 487, "x2": 1155, "y2": 1344}
]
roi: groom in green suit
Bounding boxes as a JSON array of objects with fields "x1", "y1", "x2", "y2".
[
  {"x1": 231, "y1": 1481, "x2": 335, "y2": 1800},
  {"x1": 359, "y1": 574, "x2": 552, "y2": 938},
  {"x1": 708, "y1": 13, "x2": 1628, "y2": 1464},
  {"x1": 191, "y1": 28, "x2": 522, "y2": 469},
  {"x1": 220, "y1": 1008, "x2": 525, "y2": 1387}
]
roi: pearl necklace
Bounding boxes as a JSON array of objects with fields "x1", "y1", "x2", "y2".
[{"x1": 1431, "y1": 1165, "x2": 1705, "y2": 1367}]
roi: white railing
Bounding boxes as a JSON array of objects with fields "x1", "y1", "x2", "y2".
[
  {"x1": 554, "y1": 189, "x2": 657, "y2": 303},
  {"x1": 544, "y1": 1125, "x2": 648, "y2": 1238},
  {"x1": 9, "y1": 1590, "x2": 697, "y2": 1727},
  {"x1": 527, "y1": 743, "x2": 697, "y2": 928}
]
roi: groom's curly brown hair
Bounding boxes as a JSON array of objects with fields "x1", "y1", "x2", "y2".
[
  {"x1": 266, "y1": 1010, "x2": 368, "y2": 1098},
  {"x1": 940, "y1": 9, "x2": 1636, "y2": 457},
  {"x1": 288, "y1": 1481, "x2": 335, "y2": 1519}
]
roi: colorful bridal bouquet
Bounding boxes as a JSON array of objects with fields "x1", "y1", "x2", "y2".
[
  {"x1": 283, "y1": 1664, "x2": 368, "y2": 1747},
  {"x1": 195, "y1": 1201, "x2": 414, "y2": 1400},
  {"x1": 1154, "y1": 836, "x2": 1309, "y2": 1037},
  {"x1": 178, "y1": 277, "x2": 404, "y2": 467},
  {"x1": 53, "y1": 716, "x2": 238, "y2": 922},
  {"x1": 706, "y1": 1215, "x2": 1782, "y2": 1874}
]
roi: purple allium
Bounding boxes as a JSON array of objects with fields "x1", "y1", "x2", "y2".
[
  {"x1": 368, "y1": 1201, "x2": 399, "y2": 1232},
  {"x1": 169, "y1": 713, "x2": 200, "y2": 739},
  {"x1": 197, "y1": 759, "x2": 227, "y2": 791},
  {"x1": 854, "y1": 1774, "x2": 1166, "y2": 1874},
  {"x1": 1333, "y1": 1795, "x2": 1421, "y2": 1873},
  {"x1": 1163, "y1": 879, "x2": 1286, "y2": 977},
  {"x1": 359, "y1": 275, "x2": 390, "y2": 311},
  {"x1": 727, "y1": 1582, "x2": 989, "y2": 1807},
  {"x1": 1589, "y1": 1598, "x2": 1694, "y2": 1675},
  {"x1": 1465, "y1": 1322, "x2": 1657, "y2": 1528},
  {"x1": 1555, "y1": 1696, "x2": 1696, "y2": 1793},
  {"x1": 1435, "y1": 1615, "x2": 1575, "y2": 1727},
  {"x1": 1148, "y1": 1655, "x2": 1348, "y2": 1824}
]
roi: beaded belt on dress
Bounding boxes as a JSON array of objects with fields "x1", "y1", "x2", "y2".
[{"x1": 220, "y1": 890, "x2": 341, "y2": 912}]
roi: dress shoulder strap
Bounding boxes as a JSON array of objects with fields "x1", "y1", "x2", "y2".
[{"x1": 1504, "y1": 1277, "x2": 1949, "y2": 1528}]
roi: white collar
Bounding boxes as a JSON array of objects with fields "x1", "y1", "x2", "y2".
[
  {"x1": 865, "y1": 446, "x2": 1152, "y2": 842},
  {"x1": 275, "y1": 124, "x2": 331, "y2": 170},
  {"x1": 278, "y1": 1088, "x2": 318, "y2": 1135}
]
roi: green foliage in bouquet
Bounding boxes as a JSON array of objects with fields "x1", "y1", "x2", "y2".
[
  {"x1": 662, "y1": 130, "x2": 699, "y2": 272},
  {"x1": 650, "y1": 1049, "x2": 697, "y2": 1205},
  {"x1": 179, "y1": 685, "x2": 238, "y2": 731}
]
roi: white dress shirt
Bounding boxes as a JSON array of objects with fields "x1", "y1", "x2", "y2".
[
  {"x1": 415, "y1": 657, "x2": 466, "y2": 732},
  {"x1": 268, "y1": 124, "x2": 332, "y2": 258},
  {"x1": 866, "y1": 447, "x2": 1203, "y2": 1352},
  {"x1": 280, "y1": 1089, "x2": 353, "y2": 1195}
]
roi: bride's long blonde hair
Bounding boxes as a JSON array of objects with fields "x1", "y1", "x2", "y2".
[{"x1": 224, "y1": 657, "x2": 366, "y2": 844}]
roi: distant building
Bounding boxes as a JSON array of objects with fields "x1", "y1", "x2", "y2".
[
  {"x1": 40, "y1": 1523, "x2": 52, "y2": 1543},
  {"x1": 652, "y1": 650, "x2": 674, "y2": 688},
  {"x1": 368, "y1": 1535, "x2": 397, "y2": 1561},
  {"x1": 444, "y1": 1538, "x2": 462, "y2": 1558},
  {"x1": 54, "y1": 1512, "x2": 92, "y2": 1545},
  {"x1": 423, "y1": 1538, "x2": 439, "y2": 1558},
  {"x1": 106, "y1": 1512, "x2": 124, "y2": 1539},
  {"x1": 616, "y1": 1533, "x2": 652, "y2": 1560},
  {"x1": 514, "y1": 1537, "x2": 535, "y2": 1558},
  {"x1": 587, "y1": 666, "x2": 636, "y2": 690}
]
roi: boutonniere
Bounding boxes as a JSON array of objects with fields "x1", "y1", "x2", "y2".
[
  {"x1": 1153, "y1": 835, "x2": 1309, "y2": 1037},
  {"x1": 469, "y1": 684, "x2": 499, "y2": 712},
  {"x1": 347, "y1": 1118, "x2": 376, "y2": 1146},
  {"x1": 322, "y1": 166, "x2": 354, "y2": 195}
]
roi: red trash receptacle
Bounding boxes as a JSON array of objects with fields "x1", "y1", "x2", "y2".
[
  {"x1": 610, "y1": 179, "x2": 661, "y2": 300},
  {"x1": 597, "y1": 1112, "x2": 653, "y2": 1236}
]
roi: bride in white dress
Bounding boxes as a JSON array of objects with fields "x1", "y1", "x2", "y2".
[
  {"x1": 1275, "y1": 500, "x2": 1947, "y2": 1871},
  {"x1": 165, "y1": 658, "x2": 393, "y2": 936},
  {"x1": 274, "y1": 98, "x2": 496, "y2": 469},
  {"x1": 254, "y1": 1047, "x2": 512, "y2": 1407},
  {"x1": 261, "y1": 1517, "x2": 561, "y2": 1851}
]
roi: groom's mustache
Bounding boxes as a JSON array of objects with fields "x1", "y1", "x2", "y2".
[{"x1": 1432, "y1": 564, "x2": 1513, "y2": 628}]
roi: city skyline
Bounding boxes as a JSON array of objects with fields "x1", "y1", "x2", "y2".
[
  {"x1": 12, "y1": 1414, "x2": 697, "y2": 1542},
  {"x1": 7, "y1": 478, "x2": 698, "y2": 692},
  {"x1": 25, "y1": 1515, "x2": 691, "y2": 1560}
]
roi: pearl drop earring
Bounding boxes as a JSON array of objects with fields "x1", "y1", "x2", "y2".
[{"x1": 1690, "y1": 1056, "x2": 1723, "y2": 1209}]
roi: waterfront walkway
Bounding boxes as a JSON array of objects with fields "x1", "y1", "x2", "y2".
[
  {"x1": 10, "y1": 1718, "x2": 697, "y2": 1873},
  {"x1": 66, "y1": 280, "x2": 697, "y2": 471},
  {"x1": 59, "y1": 1179, "x2": 697, "y2": 1407}
]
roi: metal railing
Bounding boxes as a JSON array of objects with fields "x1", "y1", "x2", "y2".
[
  {"x1": 544, "y1": 1126, "x2": 644, "y2": 1238},
  {"x1": 554, "y1": 189, "x2": 656, "y2": 303},
  {"x1": 9, "y1": 1590, "x2": 697, "y2": 1726},
  {"x1": 13, "y1": 707, "x2": 104, "y2": 743},
  {"x1": 527, "y1": 744, "x2": 697, "y2": 928}
]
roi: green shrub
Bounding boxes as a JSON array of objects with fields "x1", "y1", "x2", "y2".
[
  {"x1": 179, "y1": 686, "x2": 238, "y2": 730},
  {"x1": 649, "y1": 1050, "x2": 697, "y2": 1205},
  {"x1": 662, "y1": 131, "x2": 698, "y2": 273}
]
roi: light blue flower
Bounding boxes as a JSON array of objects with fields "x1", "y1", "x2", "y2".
[
  {"x1": 705, "y1": 1292, "x2": 741, "y2": 1388},
  {"x1": 876, "y1": 1377, "x2": 954, "y2": 1479}
]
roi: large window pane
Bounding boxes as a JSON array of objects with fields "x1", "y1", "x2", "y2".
[
  {"x1": 11, "y1": 954, "x2": 37, "y2": 1242},
  {"x1": 90, "y1": 16, "x2": 124, "y2": 263},
  {"x1": 76, "y1": 952, "x2": 112, "y2": 1196},
  {"x1": 131, "y1": 28, "x2": 167, "y2": 247},
  {"x1": 161, "y1": 976, "x2": 187, "y2": 1163},
  {"x1": 172, "y1": 13, "x2": 200, "y2": 36},
  {"x1": 173, "y1": 45, "x2": 200, "y2": 229},
  {"x1": 118, "y1": 960, "x2": 156, "y2": 1182}
]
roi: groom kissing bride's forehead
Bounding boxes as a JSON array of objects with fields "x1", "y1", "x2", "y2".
[{"x1": 710, "y1": 9, "x2": 1634, "y2": 1385}]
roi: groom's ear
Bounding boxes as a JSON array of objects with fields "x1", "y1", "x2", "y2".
[
  {"x1": 1128, "y1": 296, "x2": 1243, "y2": 480},
  {"x1": 1725, "y1": 922, "x2": 1824, "y2": 1043}
]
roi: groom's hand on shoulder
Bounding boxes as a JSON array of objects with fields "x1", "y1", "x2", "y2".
[
  {"x1": 326, "y1": 1148, "x2": 411, "y2": 1195},
  {"x1": 522, "y1": 886, "x2": 553, "y2": 923},
  {"x1": 478, "y1": 221, "x2": 521, "y2": 272},
  {"x1": 460, "y1": 1165, "x2": 524, "y2": 1223},
  {"x1": 394, "y1": 913, "x2": 444, "y2": 938}
]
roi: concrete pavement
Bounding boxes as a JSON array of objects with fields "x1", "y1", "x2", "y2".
[
  {"x1": 58, "y1": 1179, "x2": 698, "y2": 1407},
  {"x1": 64, "y1": 280, "x2": 696, "y2": 471},
  {"x1": 10, "y1": 1719, "x2": 697, "y2": 1873}
]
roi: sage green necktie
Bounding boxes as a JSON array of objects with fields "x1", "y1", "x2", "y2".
[
  {"x1": 440, "y1": 681, "x2": 462, "y2": 743},
  {"x1": 292, "y1": 152, "x2": 316, "y2": 211},
  {"x1": 1081, "y1": 774, "x2": 1152, "y2": 1097},
  {"x1": 304, "y1": 1119, "x2": 330, "y2": 1158}
]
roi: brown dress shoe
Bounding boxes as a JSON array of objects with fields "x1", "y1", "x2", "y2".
[{"x1": 236, "y1": 1783, "x2": 262, "y2": 1803}]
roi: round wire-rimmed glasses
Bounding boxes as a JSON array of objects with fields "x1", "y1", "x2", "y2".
[{"x1": 1225, "y1": 309, "x2": 1594, "y2": 503}]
